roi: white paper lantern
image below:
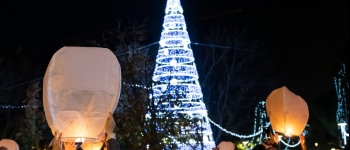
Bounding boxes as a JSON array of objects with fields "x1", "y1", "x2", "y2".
[
  {"x1": 0, "y1": 139, "x2": 20, "y2": 150},
  {"x1": 266, "y1": 86, "x2": 309, "y2": 137},
  {"x1": 43, "y1": 47, "x2": 121, "y2": 142},
  {"x1": 217, "y1": 141, "x2": 235, "y2": 150}
]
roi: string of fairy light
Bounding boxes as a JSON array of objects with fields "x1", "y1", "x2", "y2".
[
  {"x1": 208, "y1": 101, "x2": 303, "y2": 148},
  {"x1": 0, "y1": 105, "x2": 42, "y2": 109},
  {"x1": 334, "y1": 63, "x2": 349, "y2": 146}
]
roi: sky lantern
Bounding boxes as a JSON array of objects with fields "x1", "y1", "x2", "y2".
[
  {"x1": 0, "y1": 139, "x2": 20, "y2": 150},
  {"x1": 217, "y1": 141, "x2": 235, "y2": 150},
  {"x1": 266, "y1": 86, "x2": 309, "y2": 137},
  {"x1": 43, "y1": 47, "x2": 121, "y2": 143}
]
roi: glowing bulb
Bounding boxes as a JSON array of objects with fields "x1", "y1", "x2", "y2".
[
  {"x1": 285, "y1": 128, "x2": 291, "y2": 137},
  {"x1": 159, "y1": 40, "x2": 166, "y2": 47},
  {"x1": 170, "y1": 78, "x2": 178, "y2": 85},
  {"x1": 74, "y1": 138, "x2": 85, "y2": 143},
  {"x1": 203, "y1": 136, "x2": 208, "y2": 142},
  {"x1": 170, "y1": 59, "x2": 177, "y2": 66},
  {"x1": 315, "y1": 142, "x2": 318, "y2": 147},
  {"x1": 242, "y1": 141, "x2": 248, "y2": 146}
]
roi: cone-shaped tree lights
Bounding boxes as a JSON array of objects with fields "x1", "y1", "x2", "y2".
[
  {"x1": 43, "y1": 47, "x2": 121, "y2": 146},
  {"x1": 150, "y1": 0, "x2": 215, "y2": 149}
]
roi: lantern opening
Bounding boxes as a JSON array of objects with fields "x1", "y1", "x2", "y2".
[
  {"x1": 74, "y1": 138, "x2": 85, "y2": 149},
  {"x1": 285, "y1": 128, "x2": 291, "y2": 137},
  {"x1": 74, "y1": 138, "x2": 85, "y2": 143},
  {"x1": 74, "y1": 138, "x2": 85, "y2": 142}
]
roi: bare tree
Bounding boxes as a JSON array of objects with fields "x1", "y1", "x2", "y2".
[
  {"x1": 0, "y1": 47, "x2": 41, "y2": 140},
  {"x1": 99, "y1": 20, "x2": 156, "y2": 149},
  {"x1": 15, "y1": 81, "x2": 46, "y2": 150},
  {"x1": 194, "y1": 25, "x2": 280, "y2": 143}
]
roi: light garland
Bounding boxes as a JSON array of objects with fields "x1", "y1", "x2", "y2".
[
  {"x1": 152, "y1": 65, "x2": 199, "y2": 81},
  {"x1": 161, "y1": 30, "x2": 190, "y2": 40},
  {"x1": 156, "y1": 48, "x2": 194, "y2": 64},
  {"x1": 0, "y1": 105, "x2": 42, "y2": 109},
  {"x1": 279, "y1": 138, "x2": 300, "y2": 147},
  {"x1": 123, "y1": 82, "x2": 151, "y2": 90},
  {"x1": 209, "y1": 116, "x2": 303, "y2": 148},
  {"x1": 207, "y1": 100, "x2": 303, "y2": 148},
  {"x1": 152, "y1": 84, "x2": 203, "y2": 99},
  {"x1": 163, "y1": 16, "x2": 185, "y2": 24},
  {"x1": 335, "y1": 64, "x2": 348, "y2": 124},
  {"x1": 208, "y1": 117, "x2": 268, "y2": 139},
  {"x1": 334, "y1": 63, "x2": 349, "y2": 145},
  {"x1": 252, "y1": 101, "x2": 268, "y2": 143}
]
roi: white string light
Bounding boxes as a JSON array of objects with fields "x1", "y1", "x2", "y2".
[
  {"x1": 207, "y1": 117, "x2": 268, "y2": 139},
  {"x1": 122, "y1": 82, "x2": 152, "y2": 90},
  {"x1": 279, "y1": 138, "x2": 300, "y2": 148},
  {"x1": 334, "y1": 64, "x2": 349, "y2": 145},
  {"x1": 0, "y1": 105, "x2": 42, "y2": 109},
  {"x1": 253, "y1": 101, "x2": 268, "y2": 143},
  {"x1": 209, "y1": 116, "x2": 303, "y2": 148},
  {"x1": 153, "y1": 84, "x2": 203, "y2": 99}
]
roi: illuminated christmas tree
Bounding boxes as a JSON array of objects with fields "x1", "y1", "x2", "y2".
[{"x1": 150, "y1": 0, "x2": 216, "y2": 149}]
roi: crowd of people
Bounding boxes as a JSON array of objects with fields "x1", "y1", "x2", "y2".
[
  {"x1": 49, "y1": 112, "x2": 120, "y2": 150},
  {"x1": 0, "y1": 112, "x2": 120, "y2": 150},
  {"x1": 211, "y1": 129, "x2": 307, "y2": 150},
  {"x1": 1, "y1": 113, "x2": 308, "y2": 150},
  {"x1": 251, "y1": 134, "x2": 307, "y2": 150}
]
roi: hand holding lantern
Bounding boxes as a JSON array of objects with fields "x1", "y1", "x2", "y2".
[{"x1": 105, "y1": 112, "x2": 116, "y2": 140}]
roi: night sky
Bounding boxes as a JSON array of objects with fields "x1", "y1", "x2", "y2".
[
  {"x1": 1, "y1": 0, "x2": 348, "y2": 101},
  {"x1": 0, "y1": 0, "x2": 349, "y2": 145}
]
